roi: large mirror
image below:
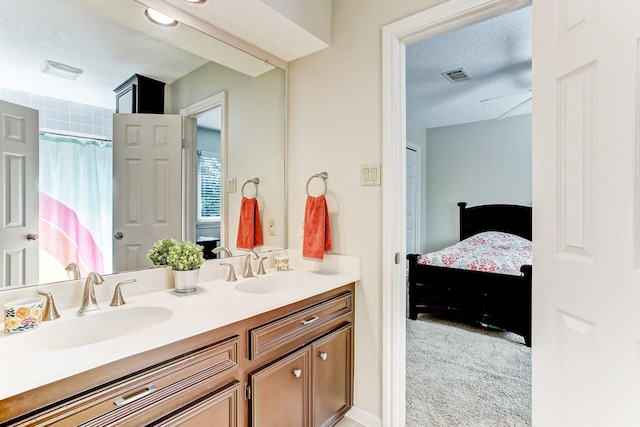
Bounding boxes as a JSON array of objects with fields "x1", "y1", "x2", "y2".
[{"x1": 0, "y1": 0, "x2": 286, "y2": 288}]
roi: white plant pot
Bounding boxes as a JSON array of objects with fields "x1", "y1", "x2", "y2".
[{"x1": 173, "y1": 269, "x2": 199, "y2": 293}]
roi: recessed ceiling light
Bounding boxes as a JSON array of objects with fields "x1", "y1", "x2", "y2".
[
  {"x1": 184, "y1": 0, "x2": 207, "y2": 4},
  {"x1": 40, "y1": 60, "x2": 83, "y2": 80},
  {"x1": 145, "y1": 8, "x2": 178, "y2": 27}
]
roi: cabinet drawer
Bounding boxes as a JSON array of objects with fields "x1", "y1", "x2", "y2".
[
  {"x1": 9, "y1": 335, "x2": 239, "y2": 427},
  {"x1": 249, "y1": 292, "x2": 353, "y2": 361}
]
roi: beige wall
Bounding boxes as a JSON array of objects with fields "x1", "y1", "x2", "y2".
[
  {"x1": 168, "y1": 62, "x2": 286, "y2": 254},
  {"x1": 287, "y1": 0, "x2": 447, "y2": 418}
]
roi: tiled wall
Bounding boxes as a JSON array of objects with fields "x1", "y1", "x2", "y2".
[{"x1": 0, "y1": 88, "x2": 114, "y2": 140}]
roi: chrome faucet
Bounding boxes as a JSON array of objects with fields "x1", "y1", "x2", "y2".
[
  {"x1": 65, "y1": 262, "x2": 81, "y2": 279},
  {"x1": 79, "y1": 271, "x2": 104, "y2": 313},
  {"x1": 242, "y1": 251, "x2": 261, "y2": 278},
  {"x1": 212, "y1": 246, "x2": 233, "y2": 258}
]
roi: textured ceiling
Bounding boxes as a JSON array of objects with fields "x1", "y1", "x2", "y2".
[{"x1": 406, "y1": 6, "x2": 532, "y2": 130}]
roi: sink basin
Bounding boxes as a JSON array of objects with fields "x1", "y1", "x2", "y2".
[
  {"x1": 234, "y1": 276, "x2": 300, "y2": 294},
  {"x1": 29, "y1": 306, "x2": 173, "y2": 350}
]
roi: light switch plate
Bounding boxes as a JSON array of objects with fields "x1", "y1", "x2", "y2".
[
  {"x1": 361, "y1": 163, "x2": 381, "y2": 186},
  {"x1": 227, "y1": 177, "x2": 237, "y2": 192}
]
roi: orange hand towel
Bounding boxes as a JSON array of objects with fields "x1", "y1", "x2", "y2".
[
  {"x1": 303, "y1": 195, "x2": 332, "y2": 260},
  {"x1": 236, "y1": 197, "x2": 263, "y2": 250}
]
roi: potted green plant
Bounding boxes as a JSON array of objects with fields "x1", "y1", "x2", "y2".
[
  {"x1": 165, "y1": 241, "x2": 205, "y2": 293},
  {"x1": 147, "y1": 238, "x2": 178, "y2": 267}
]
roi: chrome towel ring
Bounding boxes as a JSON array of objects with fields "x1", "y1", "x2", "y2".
[
  {"x1": 242, "y1": 178, "x2": 260, "y2": 198},
  {"x1": 306, "y1": 172, "x2": 328, "y2": 196}
]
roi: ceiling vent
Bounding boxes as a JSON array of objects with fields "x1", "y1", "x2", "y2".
[{"x1": 441, "y1": 68, "x2": 471, "y2": 83}]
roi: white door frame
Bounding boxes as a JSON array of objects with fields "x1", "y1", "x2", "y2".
[
  {"x1": 381, "y1": 0, "x2": 531, "y2": 424},
  {"x1": 180, "y1": 91, "x2": 227, "y2": 244}
]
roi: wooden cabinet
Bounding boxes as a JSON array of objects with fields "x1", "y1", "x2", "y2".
[
  {"x1": 312, "y1": 325, "x2": 353, "y2": 427},
  {"x1": 249, "y1": 347, "x2": 312, "y2": 426},
  {"x1": 6, "y1": 336, "x2": 240, "y2": 427},
  {"x1": 247, "y1": 292, "x2": 354, "y2": 427},
  {"x1": 114, "y1": 74, "x2": 165, "y2": 114},
  {"x1": 0, "y1": 284, "x2": 355, "y2": 427}
]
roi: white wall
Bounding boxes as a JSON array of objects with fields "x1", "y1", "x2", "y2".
[
  {"x1": 288, "y1": 0, "x2": 447, "y2": 419},
  {"x1": 424, "y1": 114, "x2": 532, "y2": 252}
]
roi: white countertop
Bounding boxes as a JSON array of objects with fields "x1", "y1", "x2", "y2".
[{"x1": 0, "y1": 266, "x2": 359, "y2": 401}]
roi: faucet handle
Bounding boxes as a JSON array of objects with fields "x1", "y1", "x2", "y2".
[
  {"x1": 38, "y1": 291, "x2": 60, "y2": 321},
  {"x1": 256, "y1": 257, "x2": 268, "y2": 275},
  {"x1": 220, "y1": 263, "x2": 237, "y2": 282},
  {"x1": 110, "y1": 279, "x2": 136, "y2": 306}
]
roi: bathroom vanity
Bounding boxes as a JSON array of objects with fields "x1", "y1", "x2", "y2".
[{"x1": 0, "y1": 265, "x2": 357, "y2": 427}]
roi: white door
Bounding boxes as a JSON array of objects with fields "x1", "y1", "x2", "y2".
[
  {"x1": 406, "y1": 145, "x2": 419, "y2": 254},
  {"x1": 112, "y1": 114, "x2": 182, "y2": 273},
  {"x1": 533, "y1": 1, "x2": 640, "y2": 425},
  {"x1": 0, "y1": 100, "x2": 39, "y2": 287}
]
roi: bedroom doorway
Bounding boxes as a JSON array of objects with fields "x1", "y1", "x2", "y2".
[
  {"x1": 381, "y1": 0, "x2": 532, "y2": 425},
  {"x1": 403, "y1": 6, "x2": 532, "y2": 424}
]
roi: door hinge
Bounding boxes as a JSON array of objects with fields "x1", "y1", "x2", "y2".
[
  {"x1": 181, "y1": 138, "x2": 187, "y2": 149},
  {"x1": 394, "y1": 252, "x2": 400, "y2": 264},
  {"x1": 244, "y1": 383, "x2": 251, "y2": 400}
]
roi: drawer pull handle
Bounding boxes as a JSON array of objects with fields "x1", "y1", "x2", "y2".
[
  {"x1": 293, "y1": 368, "x2": 302, "y2": 378},
  {"x1": 301, "y1": 316, "x2": 319, "y2": 325},
  {"x1": 114, "y1": 384, "x2": 157, "y2": 406},
  {"x1": 320, "y1": 352, "x2": 328, "y2": 361}
]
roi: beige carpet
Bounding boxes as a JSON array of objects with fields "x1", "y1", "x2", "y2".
[{"x1": 406, "y1": 315, "x2": 531, "y2": 427}]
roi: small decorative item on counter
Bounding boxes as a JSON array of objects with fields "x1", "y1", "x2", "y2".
[
  {"x1": 166, "y1": 241, "x2": 205, "y2": 293},
  {"x1": 4, "y1": 298, "x2": 45, "y2": 334},
  {"x1": 148, "y1": 238, "x2": 178, "y2": 267},
  {"x1": 275, "y1": 255, "x2": 290, "y2": 271}
]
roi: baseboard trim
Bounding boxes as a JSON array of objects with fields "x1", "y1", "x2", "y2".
[{"x1": 346, "y1": 406, "x2": 382, "y2": 427}]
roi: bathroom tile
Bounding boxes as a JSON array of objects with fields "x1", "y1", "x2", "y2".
[
  {"x1": 44, "y1": 97, "x2": 57, "y2": 110},
  {"x1": 69, "y1": 113, "x2": 82, "y2": 124},
  {"x1": 30, "y1": 95, "x2": 45, "y2": 109},
  {"x1": 17, "y1": 92, "x2": 30, "y2": 107},
  {"x1": 69, "y1": 102, "x2": 82, "y2": 115}
]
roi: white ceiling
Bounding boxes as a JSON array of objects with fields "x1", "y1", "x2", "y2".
[
  {"x1": 2, "y1": 0, "x2": 530, "y2": 130},
  {"x1": 406, "y1": 6, "x2": 532, "y2": 129},
  {"x1": 0, "y1": 0, "x2": 322, "y2": 110}
]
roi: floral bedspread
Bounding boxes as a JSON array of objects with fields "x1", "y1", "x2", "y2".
[{"x1": 416, "y1": 231, "x2": 532, "y2": 276}]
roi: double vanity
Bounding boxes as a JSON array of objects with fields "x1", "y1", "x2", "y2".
[{"x1": 0, "y1": 254, "x2": 360, "y2": 427}]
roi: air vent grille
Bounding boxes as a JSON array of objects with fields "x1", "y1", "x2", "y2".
[{"x1": 441, "y1": 68, "x2": 471, "y2": 83}]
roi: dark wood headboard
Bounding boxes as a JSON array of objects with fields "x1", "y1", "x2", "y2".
[{"x1": 458, "y1": 202, "x2": 532, "y2": 241}]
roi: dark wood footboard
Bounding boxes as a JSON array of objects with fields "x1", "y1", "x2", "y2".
[{"x1": 407, "y1": 254, "x2": 532, "y2": 346}]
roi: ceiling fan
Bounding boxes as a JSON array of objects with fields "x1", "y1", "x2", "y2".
[{"x1": 480, "y1": 89, "x2": 532, "y2": 120}]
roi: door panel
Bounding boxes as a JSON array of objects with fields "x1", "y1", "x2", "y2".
[
  {"x1": 533, "y1": 1, "x2": 640, "y2": 425},
  {"x1": 112, "y1": 114, "x2": 182, "y2": 272},
  {"x1": 406, "y1": 145, "x2": 419, "y2": 254},
  {"x1": 311, "y1": 324, "x2": 353, "y2": 427},
  {"x1": 0, "y1": 100, "x2": 38, "y2": 287},
  {"x1": 249, "y1": 347, "x2": 311, "y2": 427}
]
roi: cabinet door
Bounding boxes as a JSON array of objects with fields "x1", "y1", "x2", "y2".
[
  {"x1": 311, "y1": 324, "x2": 353, "y2": 427},
  {"x1": 249, "y1": 347, "x2": 311, "y2": 427}
]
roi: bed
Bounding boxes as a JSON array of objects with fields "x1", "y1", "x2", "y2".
[{"x1": 407, "y1": 202, "x2": 532, "y2": 346}]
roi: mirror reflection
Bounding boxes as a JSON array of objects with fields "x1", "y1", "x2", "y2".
[{"x1": 0, "y1": 0, "x2": 286, "y2": 289}]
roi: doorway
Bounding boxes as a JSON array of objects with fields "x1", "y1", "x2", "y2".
[{"x1": 381, "y1": 0, "x2": 532, "y2": 424}]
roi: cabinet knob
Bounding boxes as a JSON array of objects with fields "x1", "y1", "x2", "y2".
[
  {"x1": 319, "y1": 352, "x2": 328, "y2": 361},
  {"x1": 113, "y1": 231, "x2": 124, "y2": 240},
  {"x1": 27, "y1": 233, "x2": 39, "y2": 241},
  {"x1": 292, "y1": 368, "x2": 302, "y2": 378}
]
